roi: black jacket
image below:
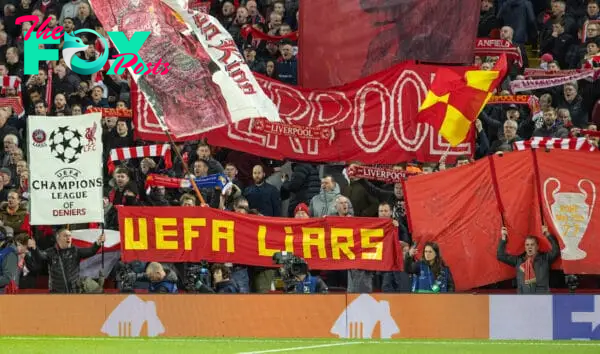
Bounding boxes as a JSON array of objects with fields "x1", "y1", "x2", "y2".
[
  {"x1": 497, "y1": 234, "x2": 560, "y2": 293},
  {"x1": 31, "y1": 243, "x2": 100, "y2": 293},
  {"x1": 280, "y1": 163, "x2": 321, "y2": 216}
]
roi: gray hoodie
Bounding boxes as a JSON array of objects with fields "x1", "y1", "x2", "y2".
[{"x1": 309, "y1": 183, "x2": 341, "y2": 217}]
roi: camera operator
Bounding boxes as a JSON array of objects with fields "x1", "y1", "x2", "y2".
[
  {"x1": 145, "y1": 262, "x2": 179, "y2": 293},
  {"x1": 274, "y1": 252, "x2": 328, "y2": 294}
]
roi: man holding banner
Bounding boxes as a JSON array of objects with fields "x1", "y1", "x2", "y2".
[{"x1": 497, "y1": 226, "x2": 560, "y2": 294}]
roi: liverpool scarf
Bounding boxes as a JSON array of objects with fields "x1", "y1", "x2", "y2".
[
  {"x1": 240, "y1": 25, "x2": 299, "y2": 42},
  {"x1": 513, "y1": 137, "x2": 596, "y2": 151},
  {"x1": 474, "y1": 38, "x2": 523, "y2": 67},
  {"x1": 347, "y1": 165, "x2": 418, "y2": 183},
  {"x1": 145, "y1": 173, "x2": 232, "y2": 194},
  {"x1": 107, "y1": 144, "x2": 172, "y2": 173}
]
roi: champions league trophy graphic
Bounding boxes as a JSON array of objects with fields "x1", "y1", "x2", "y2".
[{"x1": 544, "y1": 178, "x2": 596, "y2": 260}]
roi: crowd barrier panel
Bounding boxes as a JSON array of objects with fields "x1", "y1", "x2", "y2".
[{"x1": 0, "y1": 294, "x2": 598, "y2": 340}]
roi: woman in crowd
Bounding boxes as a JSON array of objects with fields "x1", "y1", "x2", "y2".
[{"x1": 404, "y1": 241, "x2": 455, "y2": 293}]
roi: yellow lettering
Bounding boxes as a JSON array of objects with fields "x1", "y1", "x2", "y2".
[
  {"x1": 212, "y1": 219, "x2": 235, "y2": 253},
  {"x1": 257, "y1": 225, "x2": 278, "y2": 256},
  {"x1": 361, "y1": 229, "x2": 384, "y2": 260},
  {"x1": 284, "y1": 226, "x2": 294, "y2": 253},
  {"x1": 183, "y1": 218, "x2": 206, "y2": 250},
  {"x1": 124, "y1": 218, "x2": 148, "y2": 250},
  {"x1": 331, "y1": 228, "x2": 355, "y2": 260},
  {"x1": 155, "y1": 218, "x2": 179, "y2": 250},
  {"x1": 302, "y1": 227, "x2": 326, "y2": 259}
]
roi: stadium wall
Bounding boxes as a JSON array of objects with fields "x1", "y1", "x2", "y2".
[{"x1": 0, "y1": 294, "x2": 597, "y2": 340}]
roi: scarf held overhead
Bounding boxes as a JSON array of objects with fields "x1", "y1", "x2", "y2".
[
  {"x1": 513, "y1": 137, "x2": 597, "y2": 151},
  {"x1": 108, "y1": 145, "x2": 172, "y2": 173},
  {"x1": 510, "y1": 69, "x2": 598, "y2": 93},
  {"x1": 252, "y1": 119, "x2": 335, "y2": 143},
  {"x1": 347, "y1": 165, "x2": 417, "y2": 184},
  {"x1": 474, "y1": 38, "x2": 523, "y2": 67},
  {"x1": 145, "y1": 173, "x2": 231, "y2": 194}
]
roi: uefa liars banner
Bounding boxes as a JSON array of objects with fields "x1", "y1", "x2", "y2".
[
  {"x1": 136, "y1": 62, "x2": 472, "y2": 163},
  {"x1": 405, "y1": 150, "x2": 600, "y2": 290},
  {"x1": 118, "y1": 206, "x2": 402, "y2": 271},
  {"x1": 299, "y1": 0, "x2": 479, "y2": 88},
  {"x1": 28, "y1": 113, "x2": 104, "y2": 225},
  {"x1": 89, "y1": 0, "x2": 279, "y2": 136}
]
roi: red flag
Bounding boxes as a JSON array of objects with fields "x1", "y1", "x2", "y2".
[
  {"x1": 404, "y1": 158, "x2": 509, "y2": 290},
  {"x1": 536, "y1": 149, "x2": 600, "y2": 274}
]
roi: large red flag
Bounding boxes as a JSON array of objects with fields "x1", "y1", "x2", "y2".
[
  {"x1": 404, "y1": 158, "x2": 509, "y2": 290},
  {"x1": 536, "y1": 149, "x2": 600, "y2": 274},
  {"x1": 299, "y1": 0, "x2": 480, "y2": 88}
]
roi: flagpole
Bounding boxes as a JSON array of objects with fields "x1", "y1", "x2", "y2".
[{"x1": 130, "y1": 78, "x2": 206, "y2": 205}]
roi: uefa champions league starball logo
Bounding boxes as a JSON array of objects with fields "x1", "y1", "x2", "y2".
[{"x1": 48, "y1": 126, "x2": 84, "y2": 164}]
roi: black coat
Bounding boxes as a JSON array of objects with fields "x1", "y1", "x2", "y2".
[
  {"x1": 31, "y1": 243, "x2": 101, "y2": 293},
  {"x1": 280, "y1": 163, "x2": 321, "y2": 216}
]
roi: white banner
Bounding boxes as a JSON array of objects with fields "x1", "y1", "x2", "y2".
[{"x1": 28, "y1": 113, "x2": 104, "y2": 225}]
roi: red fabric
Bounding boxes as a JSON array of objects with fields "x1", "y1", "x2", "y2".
[
  {"x1": 118, "y1": 206, "x2": 402, "y2": 271},
  {"x1": 135, "y1": 61, "x2": 472, "y2": 164},
  {"x1": 4, "y1": 280, "x2": 18, "y2": 294},
  {"x1": 107, "y1": 145, "x2": 172, "y2": 174},
  {"x1": 535, "y1": 149, "x2": 600, "y2": 274},
  {"x1": 404, "y1": 157, "x2": 510, "y2": 291},
  {"x1": 45, "y1": 67, "x2": 53, "y2": 111},
  {"x1": 188, "y1": 0, "x2": 211, "y2": 13},
  {"x1": 299, "y1": 0, "x2": 480, "y2": 88},
  {"x1": 0, "y1": 97, "x2": 24, "y2": 118},
  {"x1": 474, "y1": 39, "x2": 523, "y2": 67},
  {"x1": 521, "y1": 256, "x2": 537, "y2": 284},
  {"x1": 240, "y1": 25, "x2": 298, "y2": 42}
]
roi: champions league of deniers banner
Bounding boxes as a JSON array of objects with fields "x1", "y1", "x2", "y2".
[{"x1": 28, "y1": 113, "x2": 104, "y2": 225}]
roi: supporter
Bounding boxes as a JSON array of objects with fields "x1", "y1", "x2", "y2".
[
  {"x1": 267, "y1": 12, "x2": 283, "y2": 36},
  {"x1": 73, "y1": 2, "x2": 94, "y2": 31},
  {"x1": 475, "y1": 118, "x2": 491, "y2": 158},
  {"x1": 556, "y1": 81, "x2": 588, "y2": 127},
  {"x1": 25, "y1": 69, "x2": 48, "y2": 93},
  {"x1": 246, "y1": 0, "x2": 265, "y2": 24},
  {"x1": 497, "y1": 226, "x2": 559, "y2": 293},
  {"x1": 557, "y1": 107, "x2": 573, "y2": 127},
  {"x1": 490, "y1": 120, "x2": 522, "y2": 152},
  {"x1": 356, "y1": 176, "x2": 411, "y2": 245},
  {"x1": 309, "y1": 175, "x2": 341, "y2": 217},
  {"x1": 582, "y1": 37, "x2": 600, "y2": 66},
  {"x1": 541, "y1": 19, "x2": 575, "y2": 68},
  {"x1": 275, "y1": 40, "x2": 296, "y2": 85},
  {"x1": 217, "y1": 0, "x2": 235, "y2": 28},
  {"x1": 59, "y1": 0, "x2": 85, "y2": 25},
  {"x1": 194, "y1": 142, "x2": 224, "y2": 175},
  {"x1": 51, "y1": 93, "x2": 71, "y2": 116},
  {"x1": 105, "y1": 119, "x2": 134, "y2": 152},
  {"x1": 29, "y1": 229, "x2": 105, "y2": 293},
  {"x1": 89, "y1": 85, "x2": 109, "y2": 108},
  {"x1": 33, "y1": 100, "x2": 47, "y2": 116},
  {"x1": 496, "y1": 0, "x2": 536, "y2": 45},
  {"x1": 211, "y1": 263, "x2": 240, "y2": 293},
  {"x1": 334, "y1": 195, "x2": 352, "y2": 217},
  {"x1": 341, "y1": 164, "x2": 379, "y2": 217},
  {"x1": 243, "y1": 45, "x2": 265, "y2": 73},
  {"x1": 533, "y1": 109, "x2": 570, "y2": 137},
  {"x1": 280, "y1": 162, "x2": 321, "y2": 217},
  {"x1": 5, "y1": 47, "x2": 23, "y2": 77},
  {"x1": 264, "y1": 59, "x2": 277, "y2": 78},
  {"x1": 16, "y1": 0, "x2": 33, "y2": 18},
  {"x1": 378, "y1": 201, "x2": 411, "y2": 293},
  {"x1": 404, "y1": 242, "x2": 455, "y2": 293},
  {"x1": 293, "y1": 203, "x2": 309, "y2": 218},
  {"x1": 68, "y1": 80, "x2": 92, "y2": 108},
  {"x1": 53, "y1": 64, "x2": 81, "y2": 97},
  {"x1": 0, "y1": 232, "x2": 34, "y2": 292},
  {"x1": 243, "y1": 165, "x2": 281, "y2": 217},
  {"x1": 1, "y1": 133, "x2": 18, "y2": 165},
  {"x1": 108, "y1": 167, "x2": 140, "y2": 207},
  {"x1": 577, "y1": 0, "x2": 600, "y2": 29},
  {"x1": 71, "y1": 104, "x2": 82, "y2": 115},
  {"x1": 190, "y1": 159, "x2": 220, "y2": 208},
  {"x1": 224, "y1": 162, "x2": 244, "y2": 190},
  {"x1": 32, "y1": 0, "x2": 61, "y2": 15},
  {"x1": 478, "y1": 0, "x2": 498, "y2": 37},
  {"x1": 531, "y1": 93, "x2": 554, "y2": 128},
  {"x1": 0, "y1": 190, "x2": 26, "y2": 231},
  {"x1": 62, "y1": 17, "x2": 75, "y2": 37},
  {"x1": 146, "y1": 262, "x2": 179, "y2": 293}
]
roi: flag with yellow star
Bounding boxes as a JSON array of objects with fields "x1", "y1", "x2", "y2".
[{"x1": 418, "y1": 55, "x2": 508, "y2": 146}]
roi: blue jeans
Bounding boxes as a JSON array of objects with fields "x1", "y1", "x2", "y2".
[
  {"x1": 231, "y1": 267, "x2": 250, "y2": 293},
  {"x1": 382, "y1": 271, "x2": 411, "y2": 293}
]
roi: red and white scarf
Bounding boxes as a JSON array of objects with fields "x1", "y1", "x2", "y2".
[
  {"x1": 520, "y1": 256, "x2": 536, "y2": 285},
  {"x1": 513, "y1": 137, "x2": 597, "y2": 151},
  {"x1": 510, "y1": 69, "x2": 598, "y2": 93},
  {"x1": 107, "y1": 144, "x2": 172, "y2": 173},
  {"x1": 474, "y1": 38, "x2": 523, "y2": 67},
  {"x1": 0, "y1": 97, "x2": 24, "y2": 118},
  {"x1": 346, "y1": 165, "x2": 418, "y2": 183},
  {"x1": 1, "y1": 75, "x2": 22, "y2": 97},
  {"x1": 486, "y1": 95, "x2": 541, "y2": 114}
]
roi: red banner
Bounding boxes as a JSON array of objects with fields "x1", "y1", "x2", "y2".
[
  {"x1": 299, "y1": 0, "x2": 479, "y2": 88},
  {"x1": 536, "y1": 149, "x2": 600, "y2": 274},
  {"x1": 405, "y1": 150, "x2": 600, "y2": 290},
  {"x1": 118, "y1": 206, "x2": 402, "y2": 271},
  {"x1": 134, "y1": 62, "x2": 472, "y2": 164}
]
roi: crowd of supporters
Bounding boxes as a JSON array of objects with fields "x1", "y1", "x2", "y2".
[{"x1": 0, "y1": 0, "x2": 598, "y2": 294}]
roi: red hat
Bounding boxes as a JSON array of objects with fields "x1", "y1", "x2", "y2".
[
  {"x1": 294, "y1": 203, "x2": 309, "y2": 216},
  {"x1": 541, "y1": 53, "x2": 554, "y2": 63}
]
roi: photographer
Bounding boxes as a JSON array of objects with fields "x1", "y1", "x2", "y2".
[
  {"x1": 145, "y1": 262, "x2": 179, "y2": 293},
  {"x1": 293, "y1": 269, "x2": 328, "y2": 294}
]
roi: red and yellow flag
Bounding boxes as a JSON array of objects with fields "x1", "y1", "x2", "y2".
[{"x1": 418, "y1": 55, "x2": 508, "y2": 146}]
